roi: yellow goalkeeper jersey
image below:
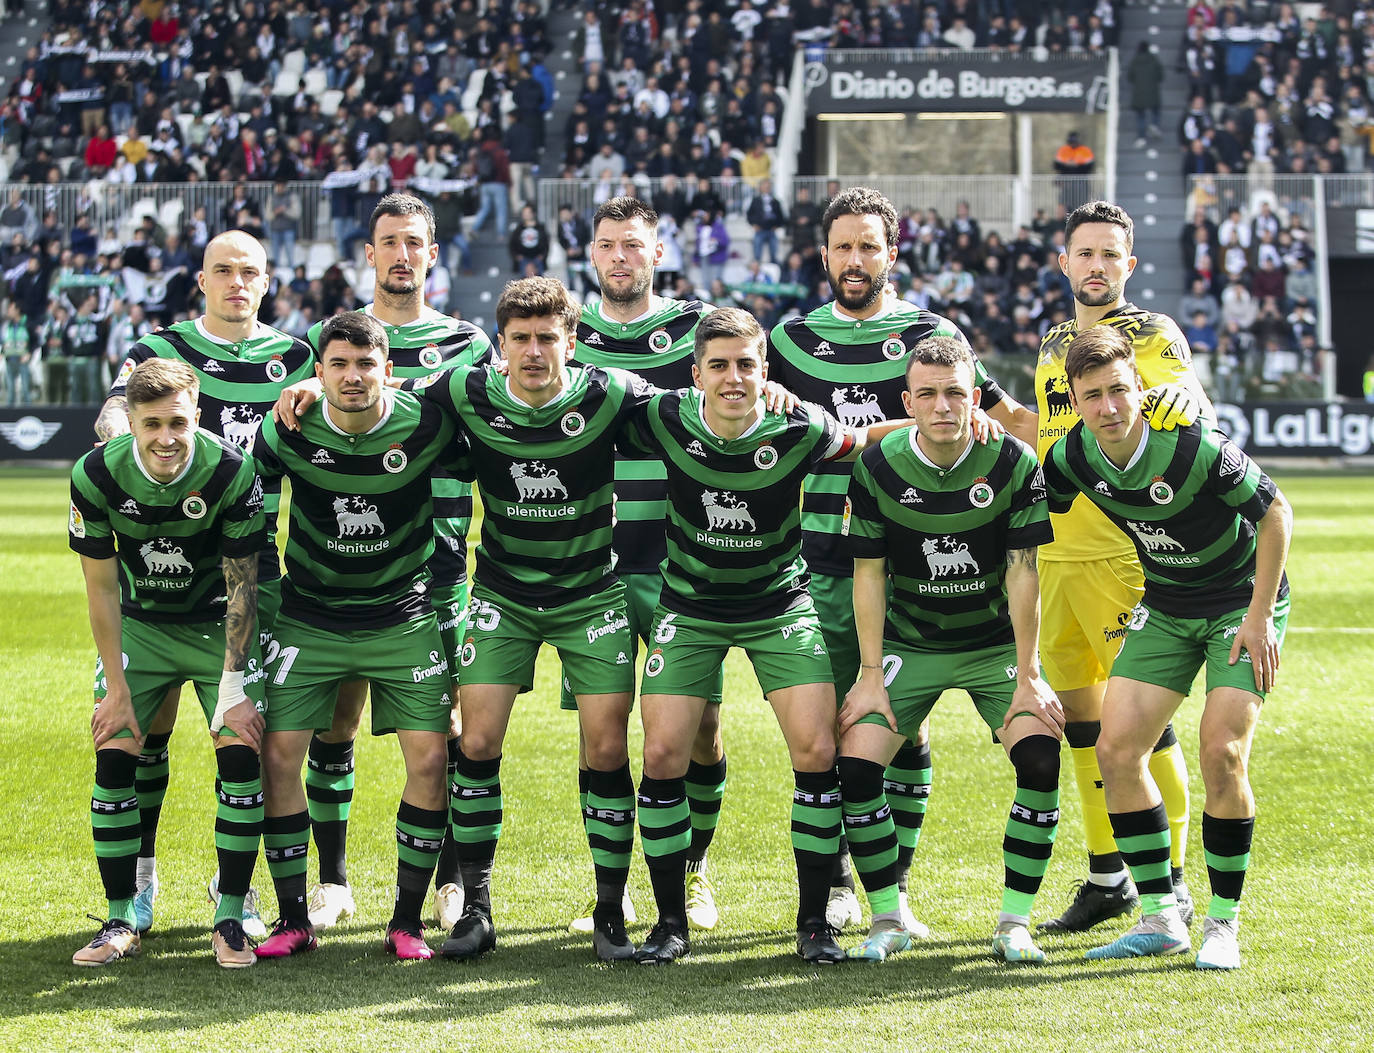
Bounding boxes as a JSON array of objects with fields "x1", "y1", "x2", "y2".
[{"x1": 1035, "y1": 302, "x2": 1214, "y2": 562}]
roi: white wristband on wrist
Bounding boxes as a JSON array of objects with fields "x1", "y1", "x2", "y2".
[{"x1": 211, "y1": 670, "x2": 246, "y2": 733}]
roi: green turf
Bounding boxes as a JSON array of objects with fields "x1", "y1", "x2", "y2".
[{"x1": 1, "y1": 467, "x2": 1370, "y2": 1050}]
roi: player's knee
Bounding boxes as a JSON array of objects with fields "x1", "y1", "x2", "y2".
[
  {"x1": 260, "y1": 737, "x2": 301, "y2": 794},
  {"x1": 1094, "y1": 733, "x2": 1144, "y2": 782},
  {"x1": 1199, "y1": 734, "x2": 1248, "y2": 789},
  {"x1": 912, "y1": 718, "x2": 931, "y2": 747},
  {"x1": 642, "y1": 737, "x2": 688, "y2": 781},
  {"x1": 836, "y1": 755, "x2": 884, "y2": 801},
  {"x1": 215, "y1": 742, "x2": 259, "y2": 783},
  {"x1": 459, "y1": 725, "x2": 502, "y2": 761},
  {"x1": 1009, "y1": 734, "x2": 1060, "y2": 791},
  {"x1": 791, "y1": 734, "x2": 836, "y2": 773}
]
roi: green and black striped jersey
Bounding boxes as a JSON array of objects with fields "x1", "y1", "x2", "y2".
[
  {"x1": 573, "y1": 298, "x2": 714, "y2": 575},
  {"x1": 766, "y1": 301, "x2": 1005, "y2": 577},
  {"x1": 413, "y1": 364, "x2": 657, "y2": 608},
  {"x1": 1043, "y1": 420, "x2": 1287, "y2": 618},
  {"x1": 69, "y1": 430, "x2": 267, "y2": 623},
  {"x1": 624, "y1": 389, "x2": 855, "y2": 622},
  {"x1": 846, "y1": 429, "x2": 1052, "y2": 651},
  {"x1": 108, "y1": 318, "x2": 316, "y2": 582},
  {"x1": 253, "y1": 390, "x2": 462, "y2": 629},
  {"x1": 309, "y1": 307, "x2": 493, "y2": 589}
]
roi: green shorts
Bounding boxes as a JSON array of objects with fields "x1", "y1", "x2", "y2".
[
  {"x1": 92, "y1": 616, "x2": 268, "y2": 741},
  {"x1": 640, "y1": 603, "x2": 833, "y2": 699},
  {"x1": 558, "y1": 572, "x2": 724, "y2": 709},
  {"x1": 461, "y1": 582, "x2": 635, "y2": 696},
  {"x1": 265, "y1": 612, "x2": 452, "y2": 735},
  {"x1": 857, "y1": 640, "x2": 1020, "y2": 742},
  {"x1": 432, "y1": 580, "x2": 470, "y2": 684},
  {"x1": 1110, "y1": 596, "x2": 1291, "y2": 699}
]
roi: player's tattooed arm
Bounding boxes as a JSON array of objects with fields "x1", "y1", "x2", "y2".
[
  {"x1": 222, "y1": 553, "x2": 260, "y2": 672},
  {"x1": 1006, "y1": 546, "x2": 1039, "y2": 572},
  {"x1": 94, "y1": 395, "x2": 129, "y2": 442}
]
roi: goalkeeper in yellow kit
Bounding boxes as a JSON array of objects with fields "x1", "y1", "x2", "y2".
[{"x1": 1031, "y1": 201, "x2": 1212, "y2": 932}]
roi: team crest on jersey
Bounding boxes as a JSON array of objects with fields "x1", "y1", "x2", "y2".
[
  {"x1": 419, "y1": 344, "x2": 442, "y2": 369},
  {"x1": 1217, "y1": 440, "x2": 1247, "y2": 484},
  {"x1": 1127, "y1": 520, "x2": 1185, "y2": 553},
  {"x1": 139, "y1": 539, "x2": 193, "y2": 575},
  {"x1": 923, "y1": 536, "x2": 978, "y2": 577},
  {"x1": 460, "y1": 639, "x2": 476, "y2": 667},
  {"x1": 69, "y1": 503, "x2": 86, "y2": 538},
  {"x1": 814, "y1": 340, "x2": 835, "y2": 357},
  {"x1": 968, "y1": 478, "x2": 994, "y2": 508},
  {"x1": 119, "y1": 498, "x2": 141, "y2": 517},
  {"x1": 1044, "y1": 374, "x2": 1073, "y2": 417},
  {"x1": 560, "y1": 411, "x2": 585, "y2": 437},
  {"x1": 1094, "y1": 480, "x2": 1112, "y2": 496},
  {"x1": 685, "y1": 439, "x2": 707, "y2": 458},
  {"x1": 832, "y1": 386, "x2": 883, "y2": 427},
  {"x1": 220, "y1": 405, "x2": 263, "y2": 449},
  {"x1": 645, "y1": 649, "x2": 665, "y2": 677},
  {"x1": 1148, "y1": 476, "x2": 1174, "y2": 505},
  {"x1": 510, "y1": 461, "x2": 568, "y2": 500},
  {"x1": 265, "y1": 356, "x2": 288, "y2": 383},
  {"x1": 201, "y1": 358, "x2": 225, "y2": 374},
  {"x1": 648, "y1": 328, "x2": 672, "y2": 353},
  {"x1": 312, "y1": 449, "x2": 335, "y2": 465},
  {"x1": 900, "y1": 487, "x2": 924, "y2": 505},
  {"x1": 702, "y1": 491, "x2": 756, "y2": 531},
  {"x1": 753, "y1": 444, "x2": 778, "y2": 469},
  {"x1": 182, "y1": 492, "x2": 207, "y2": 519},
  {"x1": 383, "y1": 444, "x2": 409, "y2": 473},
  {"x1": 881, "y1": 336, "x2": 905, "y2": 360},
  {"x1": 333, "y1": 496, "x2": 385, "y2": 536}
]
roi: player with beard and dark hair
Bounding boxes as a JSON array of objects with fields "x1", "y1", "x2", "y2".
[{"x1": 766, "y1": 186, "x2": 1036, "y2": 937}]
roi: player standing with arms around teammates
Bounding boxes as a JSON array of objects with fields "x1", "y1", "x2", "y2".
[
  {"x1": 766, "y1": 186, "x2": 1036, "y2": 934},
  {"x1": 626, "y1": 308, "x2": 907, "y2": 966},
  {"x1": 92, "y1": 230, "x2": 315, "y2": 938},
  {"x1": 1033, "y1": 201, "x2": 1211, "y2": 933},
  {"x1": 564, "y1": 196, "x2": 730, "y2": 934},
  {"x1": 70, "y1": 358, "x2": 269, "y2": 968},
  {"x1": 1043, "y1": 325, "x2": 1291, "y2": 971},
  {"x1": 296, "y1": 194, "x2": 493, "y2": 934},
  {"x1": 251, "y1": 312, "x2": 465, "y2": 961},
  {"x1": 408, "y1": 277, "x2": 652, "y2": 963},
  {"x1": 838, "y1": 336, "x2": 1063, "y2": 965}
]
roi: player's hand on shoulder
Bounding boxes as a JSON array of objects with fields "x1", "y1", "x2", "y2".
[
  {"x1": 216, "y1": 698, "x2": 265, "y2": 752},
  {"x1": 1141, "y1": 383, "x2": 1197, "y2": 431},
  {"x1": 271, "y1": 378, "x2": 323, "y2": 430},
  {"x1": 1230, "y1": 609, "x2": 1280, "y2": 693},
  {"x1": 1004, "y1": 675, "x2": 1065, "y2": 740},
  {"x1": 839, "y1": 675, "x2": 897, "y2": 735},
  {"x1": 762, "y1": 380, "x2": 798, "y2": 414},
  {"x1": 970, "y1": 406, "x2": 1004, "y2": 444}
]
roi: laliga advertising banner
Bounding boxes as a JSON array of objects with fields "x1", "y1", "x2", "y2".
[{"x1": 805, "y1": 52, "x2": 1111, "y2": 113}]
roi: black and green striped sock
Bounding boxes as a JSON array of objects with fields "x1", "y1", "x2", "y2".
[
  {"x1": 452, "y1": 750, "x2": 502, "y2": 910},
  {"x1": 1109, "y1": 802, "x2": 1176, "y2": 915},
  {"x1": 306, "y1": 737, "x2": 354, "y2": 886},
  {"x1": 586, "y1": 764, "x2": 635, "y2": 919},
  {"x1": 1202, "y1": 812, "x2": 1254, "y2": 922},
  {"x1": 213, "y1": 744, "x2": 263, "y2": 925},
  {"x1": 793, "y1": 768, "x2": 842, "y2": 927},
  {"x1": 264, "y1": 810, "x2": 310, "y2": 924},
  {"x1": 393, "y1": 800, "x2": 446, "y2": 927},
  {"x1": 1001, "y1": 735, "x2": 1061, "y2": 921},
  {"x1": 838, "y1": 756, "x2": 900, "y2": 919},
  {"x1": 684, "y1": 755, "x2": 727, "y2": 864},
  {"x1": 92, "y1": 749, "x2": 140, "y2": 927},
  {"x1": 135, "y1": 730, "x2": 171, "y2": 859},
  {"x1": 638, "y1": 775, "x2": 689, "y2": 925}
]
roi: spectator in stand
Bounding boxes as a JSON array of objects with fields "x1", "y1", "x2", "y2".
[
  {"x1": 1180, "y1": 275, "x2": 1221, "y2": 330},
  {"x1": 746, "y1": 177, "x2": 786, "y2": 265},
  {"x1": 694, "y1": 207, "x2": 730, "y2": 291},
  {"x1": 469, "y1": 129, "x2": 512, "y2": 238},
  {"x1": 267, "y1": 181, "x2": 302, "y2": 273},
  {"x1": 1053, "y1": 130, "x2": 1095, "y2": 208},
  {"x1": 556, "y1": 203, "x2": 591, "y2": 294},
  {"x1": 508, "y1": 204, "x2": 549, "y2": 276}
]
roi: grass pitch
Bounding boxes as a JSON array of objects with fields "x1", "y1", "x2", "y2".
[{"x1": 0, "y1": 468, "x2": 1370, "y2": 1051}]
